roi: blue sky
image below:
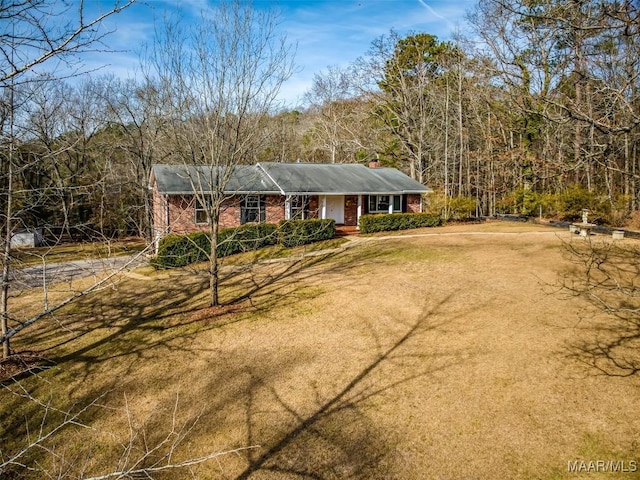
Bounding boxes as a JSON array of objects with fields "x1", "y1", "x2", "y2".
[{"x1": 86, "y1": 0, "x2": 476, "y2": 106}]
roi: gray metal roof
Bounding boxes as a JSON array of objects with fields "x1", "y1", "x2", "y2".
[
  {"x1": 257, "y1": 162, "x2": 430, "y2": 195},
  {"x1": 151, "y1": 164, "x2": 281, "y2": 195},
  {"x1": 367, "y1": 167, "x2": 432, "y2": 193},
  {"x1": 151, "y1": 162, "x2": 430, "y2": 195}
]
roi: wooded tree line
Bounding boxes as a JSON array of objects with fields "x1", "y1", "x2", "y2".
[
  {"x1": 3, "y1": 0, "x2": 640, "y2": 246},
  {"x1": 311, "y1": 0, "x2": 640, "y2": 222}
]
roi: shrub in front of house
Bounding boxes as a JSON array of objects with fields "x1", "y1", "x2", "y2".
[
  {"x1": 154, "y1": 223, "x2": 278, "y2": 268},
  {"x1": 153, "y1": 233, "x2": 209, "y2": 268},
  {"x1": 278, "y1": 218, "x2": 336, "y2": 247},
  {"x1": 447, "y1": 196, "x2": 477, "y2": 220},
  {"x1": 358, "y1": 213, "x2": 441, "y2": 233},
  {"x1": 156, "y1": 220, "x2": 340, "y2": 268},
  {"x1": 217, "y1": 222, "x2": 278, "y2": 256}
]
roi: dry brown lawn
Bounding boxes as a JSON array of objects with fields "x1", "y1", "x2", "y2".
[{"x1": 3, "y1": 221, "x2": 640, "y2": 479}]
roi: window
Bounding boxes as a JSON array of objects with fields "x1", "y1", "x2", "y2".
[
  {"x1": 195, "y1": 197, "x2": 210, "y2": 224},
  {"x1": 241, "y1": 195, "x2": 265, "y2": 224},
  {"x1": 368, "y1": 195, "x2": 401, "y2": 213},
  {"x1": 289, "y1": 195, "x2": 309, "y2": 219}
]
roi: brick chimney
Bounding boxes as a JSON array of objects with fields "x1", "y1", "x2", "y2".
[{"x1": 368, "y1": 160, "x2": 381, "y2": 168}]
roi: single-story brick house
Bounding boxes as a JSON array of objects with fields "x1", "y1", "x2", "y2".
[{"x1": 149, "y1": 162, "x2": 430, "y2": 243}]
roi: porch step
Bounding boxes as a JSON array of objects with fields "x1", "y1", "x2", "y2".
[{"x1": 335, "y1": 225, "x2": 360, "y2": 237}]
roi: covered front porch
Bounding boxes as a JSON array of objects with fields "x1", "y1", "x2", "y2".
[{"x1": 284, "y1": 194, "x2": 420, "y2": 228}]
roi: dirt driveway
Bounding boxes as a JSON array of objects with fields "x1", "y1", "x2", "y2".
[{"x1": 9, "y1": 255, "x2": 144, "y2": 289}]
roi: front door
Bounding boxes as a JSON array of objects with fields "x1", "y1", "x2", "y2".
[{"x1": 325, "y1": 195, "x2": 345, "y2": 224}]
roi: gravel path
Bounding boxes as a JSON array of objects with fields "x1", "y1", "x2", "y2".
[{"x1": 9, "y1": 255, "x2": 145, "y2": 290}]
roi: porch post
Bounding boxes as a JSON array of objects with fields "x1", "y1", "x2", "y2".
[
  {"x1": 321, "y1": 195, "x2": 327, "y2": 219},
  {"x1": 356, "y1": 195, "x2": 362, "y2": 230},
  {"x1": 284, "y1": 195, "x2": 291, "y2": 220},
  {"x1": 388, "y1": 195, "x2": 394, "y2": 214}
]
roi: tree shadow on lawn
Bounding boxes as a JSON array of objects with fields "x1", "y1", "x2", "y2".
[
  {"x1": 232, "y1": 294, "x2": 469, "y2": 479},
  {"x1": 554, "y1": 239, "x2": 640, "y2": 377},
  {"x1": 2, "y1": 250, "x2": 369, "y2": 478},
  {"x1": 564, "y1": 316, "x2": 640, "y2": 377},
  {"x1": 219, "y1": 243, "x2": 388, "y2": 309},
  {"x1": 15, "y1": 277, "x2": 209, "y2": 367},
  {"x1": 2, "y1": 242, "x2": 477, "y2": 479},
  {"x1": 9, "y1": 247, "x2": 375, "y2": 385}
]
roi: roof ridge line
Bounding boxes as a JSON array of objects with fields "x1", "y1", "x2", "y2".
[{"x1": 256, "y1": 162, "x2": 285, "y2": 195}]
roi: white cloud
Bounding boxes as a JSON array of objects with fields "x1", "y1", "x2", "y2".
[{"x1": 417, "y1": 0, "x2": 448, "y2": 21}]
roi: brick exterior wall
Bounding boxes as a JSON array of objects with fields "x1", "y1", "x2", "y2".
[
  {"x1": 152, "y1": 189, "x2": 424, "y2": 239},
  {"x1": 152, "y1": 183, "x2": 167, "y2": 240},
  {"x1": 154, "y1": 194, "x2": 287, "y2": 235},
  {"x1": 406, "y1": 194, "x2": 422, "y2": 213},
  {"x1": 218, "y1": 199, "x2": 242, "y2": 230},
  {"x1": 307, "y1": 196, "x2": 320, "y2": 219},
  {"x1": 167, "y1": 195, "x2": 204, "y2": 235},
  {"x1": 266, "y1": 196, "x2": 286, "y2": 224}
]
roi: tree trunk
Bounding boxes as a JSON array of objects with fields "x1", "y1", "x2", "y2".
[
  {"x1": 457, "y1": 61, "x2": 464, "y2": 197},
  {"x1": 1, "y1": 186, "x2": 11, "y2": 358},
  {"x1": 209, "y1": 214, "x2": 220, "y2": 307},
  {"x1": 1, "y1": 98, "x2": 14, "y2": 359}
]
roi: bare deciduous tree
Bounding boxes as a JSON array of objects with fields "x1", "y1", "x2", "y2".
[
  {"x1": 148, "y1": 0, "x2": 295, "y2": 306},
  {"x1": 1, "y1": 0, "x2": 135, "y2": 358},
  {"x1": 303, "y1": 65, "x2": 363, "y2": 164},
  {"x1": 1, "y1": 381, "x2": 257, "y2": 479}
]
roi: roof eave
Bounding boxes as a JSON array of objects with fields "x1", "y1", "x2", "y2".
[
  {"x1": 156, "y1": 189, "x2": 429, "y2": 195},
  {"x1": 158, "y1": 190, "x2": 283, "y2": 195},
  {"x1": 282, "y1": 190, "x2": 429, "y2": 195}
]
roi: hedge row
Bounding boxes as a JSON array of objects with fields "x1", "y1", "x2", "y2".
[
  {"x1": 358, "y1": 212, "x2": 441, "y2": 233},
  {"x1": 153, "y1": 232, "x2": 210, "y2": 268},
  {"x1": 154, "y1": 218, "x2": 335, "y2": 268},
  {"x1": 218, "y1": 222, "x2": 278, "y2": 257},
  {"x1": 278, "y1": 218, "x2": 336, "y2": 247}
]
